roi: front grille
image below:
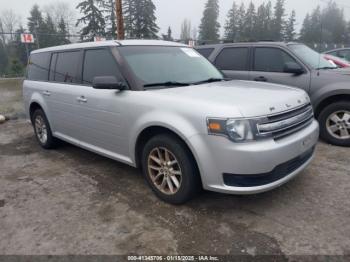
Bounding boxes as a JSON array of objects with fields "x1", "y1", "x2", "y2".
[
  {"x1": 223, "y1": 147, "x2": 315, "y2": 187},
  {"x1": 257, "y1": 104, "x2": 314, "y2": 140}
]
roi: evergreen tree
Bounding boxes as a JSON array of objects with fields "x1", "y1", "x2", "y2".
[
  {"x1": 0, "y1": 40, "x2": 8, "y2": 75},
  {"x1": 180, "y1": 19, "x2": 191, "y2": 41},
  {"x1": 103, "y1": 0, "x2": 116, "y2": 39},
  {"x1": 198, "y1": 0, "x2": 220, "y2": 42},
  {"x1": 284, "y1": 10, "x2": 296, "y2": 41},
  {"x1": 224, "y1": 1, "x2": 238, "y2": 41},
  {"x1": 141, "y1": 0, "x2": 159, "y2": 39},
  {"x1": 13, "y1": 26, "x2": 28, "y2": 65},
  {"x1": 271, "y1": 0, "x2": 286, "y2": 41},
  {"x1": 299, "y1": 13, "x2": 311, "y2": 42},
  {"x1": 321, "y1": 1, "x2": 347, "y2": 43},
  {"x1": 253, "y1": 3, "x2": 266, "y2": 41},
  {"x1": 57, "y1": 18, "x2": 70, "y2": 45},
  {"x1": 346, "y1": 21, "x2": 350, "y2": 43},
  {"x1": 162, "y1": 26, "x2": 173, "y2": 41},
  {"x1": 263, "y1": 1, "x2": 274, "y2": 40},
  {"x1": 242, "y1": 2, "x2": 256, "y2": 41},
  {"x1": 27, "y1": 5, "x2": 44, "y2": 47},
  {"x1": 76, "y1": 0, "x2": 106, "y2": 41},
  {"x1": 122, "y1": 0, "x2": 159, "y2": 39},
  {"x1": 235, "y1": 3, "x2": 245, "y2": 42},
  {"x1": 123, "y1": 0, "x2": 136, "y2": 38},
  {"x1": 309, "y1": 6, "x2": 322, "y2": 43},
  {"x1": 40, "y1": 14, "x2": 57, "y2": 48}
]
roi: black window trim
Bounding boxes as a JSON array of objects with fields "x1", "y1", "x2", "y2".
[
  {"x1": 27, "y1": 51, "x2": 52, "y2": 82},
  {"x1": 80, "y1": 47, "x2": 128, "y2": 89},
  {"x1": 50, "y1": 49, "x2": 84, "y2": 85},
  {"x1": 252, "y1": 46, "x2": 307, "y2": 74},
  {"x1": 214, "y1": 46, "x2": 250, "y2": 71},
  {"x1": 196, "y1": 47, "x2": 215, "y2": 59}
]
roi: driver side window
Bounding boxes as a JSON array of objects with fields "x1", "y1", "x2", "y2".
[{"x1": 253, "y1": 47, "x2": 298, "y2": 73}]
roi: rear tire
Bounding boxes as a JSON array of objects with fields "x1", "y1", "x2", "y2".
[
  {"x1": 318, "y1": 101, "x2": 350, "y2": 147},
  {"x1": 32, "y1": 109, "x2": 57, "y2": 149},
  {"x1": 141, "y1": 134, "x2": 201, "y2": 204}
]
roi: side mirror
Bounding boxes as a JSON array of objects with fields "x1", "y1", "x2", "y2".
[
  {"x1": 284, "y1": 62, "x2": 305, "y2": 75},
  {"x1": 92, "y1": 76, "x2": 127, "y2": 90}
]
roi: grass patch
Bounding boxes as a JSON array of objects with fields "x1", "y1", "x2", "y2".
[{"x1": 0, "y1": 79, "x2": 24, "y2": 117}]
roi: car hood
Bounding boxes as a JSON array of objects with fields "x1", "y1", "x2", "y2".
[{"x1": 152, "y1": 80, "x2": 310, "y2": 118}]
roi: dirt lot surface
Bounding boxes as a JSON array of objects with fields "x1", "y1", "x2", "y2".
[{"x1": 0, "y1": 80, "x2": 350, "y2": 259}]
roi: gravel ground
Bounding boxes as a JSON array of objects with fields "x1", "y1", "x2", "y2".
[{"x1": 0, "y1": 80, "x2": 349, "y2": 259}]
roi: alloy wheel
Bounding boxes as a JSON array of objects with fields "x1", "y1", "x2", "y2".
[
  {"x1": 326, "y1": 110, "x2": 350, "y2": 140},
  {"x1": 34, "y1": 115, "x2": 48, "y2": 144},
  {"x1": 147, "y1": 147, "x2": 182, "y2": 195}
]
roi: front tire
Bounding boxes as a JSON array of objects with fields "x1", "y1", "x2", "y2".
[
  {"x1": 141, "y1": 134, "x2": 201, "y2": 204},
  {"x1": 318, "y1": 101, "x2": 350, "y2": 147},
  {"x1": 32, "y1": 109, "x2": 57, "y2": 149}
]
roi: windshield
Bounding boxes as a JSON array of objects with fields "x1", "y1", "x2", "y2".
[
  {"x1": 288, "y1": 44, "x2": 337, "y2": 70},
  {"x1": 118, "y1": 46, "x2": 223, "y2": 88}
]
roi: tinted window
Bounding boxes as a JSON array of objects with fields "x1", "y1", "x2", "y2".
[
  {"x1": 83, "y1": 49, "x2": 121, "y2": 85},
  {"x1": 54, "y1": 51, "x2": 80, "y2": 83},
  {"x1": 338, "y1": 50, "x2": 350, "y2": 61},
  {"x1": 27, "y1": 52, "x2": 51, "y2": 81},
  {"x1": 254, "y1": 47, "x2": 296, "y2": 72},
  {"x1": 215, "y1": 47, "x2": 248, "y2": 71},
  {"x1": 196, "y1": 48, "x2": 214, "y2": 58}
]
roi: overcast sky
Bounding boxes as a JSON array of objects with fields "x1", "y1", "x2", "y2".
[{"x1": 2, "y1": 0, "x2": 350, "y2": 38}]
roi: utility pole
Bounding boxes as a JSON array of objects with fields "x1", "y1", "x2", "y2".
[{"x1": 115, "y1": 0, "x2": 125, "y2": 40}]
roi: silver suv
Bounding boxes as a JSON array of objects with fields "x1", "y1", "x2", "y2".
[{"x1": 23, "y1": 40, "x2": 319, "y2": 204}]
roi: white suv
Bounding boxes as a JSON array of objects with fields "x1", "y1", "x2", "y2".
[{"x1": 23, "y1": 40, "x2": 319, "y2": 204}]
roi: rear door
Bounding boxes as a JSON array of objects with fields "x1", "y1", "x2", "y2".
[
  {"x1": 213, "y1": 47, "x2": 250, "y2": 80},
  {"x1": 249, "y1": 47, "x2": 310, "y2": 92},
  {"x1": 48, "y1": 49, "x2": 85, "y2": 140}
]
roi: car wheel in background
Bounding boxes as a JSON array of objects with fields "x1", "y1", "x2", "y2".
[{"x1": 318, "y1": 101, "x2": 350, "y2": 147}]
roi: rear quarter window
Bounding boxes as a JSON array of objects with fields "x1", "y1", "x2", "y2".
[
  {"x1": 196, "y1": 48, "x2": 215, "y2": 59},
  {"x1": 27, "y1": 52, "x2": 51, "y2": 81},
  {"x1": 215, "y1": 47, "x2": 249, "y2": 71}
]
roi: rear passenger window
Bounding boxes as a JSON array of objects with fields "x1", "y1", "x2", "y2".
[
  {"x1": 27, "y1": 52, "x2": 51, "y2": 81},
  {"x1": 54, "y1": 51, "x2": 80, "y2": 83},
  {"x1": 215, "y1": 47, "x2": 249, "y2": 71},
  {"x1": 83, "y1": 49, "x2": 121, "y2": 85},
  {"x1": 196, "y1": 48, "x2": 214, "y2": 59}
]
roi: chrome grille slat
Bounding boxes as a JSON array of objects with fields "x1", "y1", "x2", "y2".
[{"x1": 257, "y1": 104, "x2": 314, "y2": 140}]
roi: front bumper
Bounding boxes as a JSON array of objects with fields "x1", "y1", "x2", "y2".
[{"x1": 188, "y1": 120, "x2": 319, "y2": 194}]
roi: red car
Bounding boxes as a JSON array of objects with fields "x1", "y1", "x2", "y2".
[{"x1": 324, "y1": 54, "x2": 350, "y2": 68}]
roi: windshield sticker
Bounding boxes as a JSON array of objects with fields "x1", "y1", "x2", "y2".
[{"x1": 181, "y1": 48, "x2": 201, "y2": 58}]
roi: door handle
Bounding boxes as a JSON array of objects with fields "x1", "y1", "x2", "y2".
[
  {"x1": 254, "y1": 76, "x2": 268, "y2": 82},
  {"x1": 77, "y1": 96, "x2": 88, "y2": 103},
  {"x1": 42, "y1": 90, "x2": 51, "y2": 96}
]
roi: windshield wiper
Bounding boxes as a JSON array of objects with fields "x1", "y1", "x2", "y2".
[
  {"x1": 191, "y1": 78, "x2": 226, "y2": 85},
  {"x1": 144, "y1": 81, "x2": 190, "y2": 88}
]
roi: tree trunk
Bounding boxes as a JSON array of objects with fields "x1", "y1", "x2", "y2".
[{"x1": 116, "y1": 0, "x2": 125, "y2": 40}]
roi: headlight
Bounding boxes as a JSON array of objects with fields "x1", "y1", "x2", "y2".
[{"x1": 207, "y1": 118, "x2": 255, "y2": 142}]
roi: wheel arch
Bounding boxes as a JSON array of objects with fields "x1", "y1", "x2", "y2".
[
  {"x1": 29, "y1": 102, "x2": 44, "y2": 123},
  {"x1": 134, "y1": 125, "x2": 200, "y2": 170},
  {"x1": 314, "y1": 94, "x2": 350, "y2": 118}
]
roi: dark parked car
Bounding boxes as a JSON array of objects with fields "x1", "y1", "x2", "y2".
[
  {"x1": 195, "y1": 42, "x2": 350, "y2": 146},
  {"x1": 324, "y1": 48, "x2": 350, "y2": 62}
]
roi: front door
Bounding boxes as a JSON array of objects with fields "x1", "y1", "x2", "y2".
[{"x1": 249, "y1": 47, "x2": 311, "y2": 92}]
